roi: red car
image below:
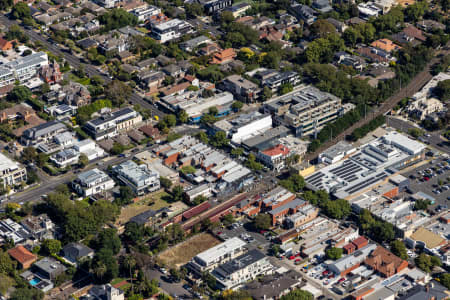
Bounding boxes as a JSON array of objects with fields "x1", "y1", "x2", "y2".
[
  {"x1": 338, "y1": 278, "x2": 345, "y2": 283},
  {"x1": 295, "y1": 258, "x2": 301, "y2": 262},
  {"x1": 295, "y1": 253, "x2": 301, "y2": 257},
  {"x1": 424, "y1": 176, "x2": 430, "y2": 181},
  {"x1": 328, "y1": 274, "x2": 335, "y2": 279},
  {"x1": 322, "y1": 270, "x2": 329, "y2": 275},
  {"x1": 289, "y1": 256, "x2": 295, "y2": 260}
]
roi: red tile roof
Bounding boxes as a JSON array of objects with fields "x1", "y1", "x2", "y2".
[
  {"x1": 8, "y1": 245, "x2": 37, "y2": 265},
  {"x1": 262, "y1": 144, "x2": 290, "y2": 157},
  {"x1": 352, "y1": 236, "x2": 368, "y2": 248}
]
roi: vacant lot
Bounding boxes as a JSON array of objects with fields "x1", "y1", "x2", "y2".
[
  {"x1": 117, "y1": 190, "x2": 171, "y2": 225},
  {"x1": 158, "y1": 233, "x2": 220, "y2": 268}
]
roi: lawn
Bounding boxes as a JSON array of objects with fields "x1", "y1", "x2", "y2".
[
  {"x1": 116, "y1": 190, "x2": 172, "y2": 225},
  {"x1": 158, "y1": 233, "x2": 221, "y2": 268}
]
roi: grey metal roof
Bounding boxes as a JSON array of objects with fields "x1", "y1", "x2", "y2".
[
  {"x1": 22, "y1": 121, "x2": 66, "y2": 139},
  {"x1": 213, "y1": 249, "x2": 265, "y2": 277}
]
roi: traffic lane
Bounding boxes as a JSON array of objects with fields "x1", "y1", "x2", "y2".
[{"x1": 145, "y1": 268, "x2": 192, "y2": 299}]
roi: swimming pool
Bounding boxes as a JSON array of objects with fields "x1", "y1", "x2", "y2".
[{"x1": 29, "y1": 277, "x2": 41, "y2": 286}]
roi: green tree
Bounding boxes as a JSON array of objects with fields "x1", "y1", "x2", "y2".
[
  {"x1": 390, "y1": 240, "x2": 408, "y2": 260},
  {"x1": 414, "y1": 199, "x2": 431, "y2": 211},
  {"x1": 163, "y1": 114, "x2": 177, "y2": 127},
  {"x1": 210, "y1": 131, "x2": 229, "y2": 148},
  {"x1": 160, "y1": 176, "x2": 172, "y2": 189},
  {"x1": 253, "y1": 214, "x2": 271, "y2": 230},
  {"x1": 116, "y1": 185, "x2": 134, "y2": 206},
  {"x1": 10, "y1": 288, "x2": 43, "y2": 300},
  {"x1": 325, "y1": 247, "x2": 343, "y2": 260},
  {"x1": 0, "y1": 250, "x2": 16, "y2": 274},
  {"x1": 279, "y1": 174, "x2": 305, "y2": 193},
  {"x1": 415, "y1": 253, "x2": 441, "y2": 273},
  {"x1": 181, "y1": 165, "x2": 196, "y2": 175},
  {"x1": 111, "y1": 142, "x2": 125, "y2": 155},
  {"x1": 98, "y1": 8, "x2": 138, "y2": 31},
  {"x1": 94, "y1": 228, "x2": 121, "y2": 254},
  {"x1": 222, "y1": 214, "x2": 234, "y2": 226},
  {"x1": 262, "y1": 86, "x2": 273, "y2": 101},
  {"x1": 195, "y1": 131, "x2": 209, "y2": 144},
  {"x1": 231, "y1": 101, "x2": 244, "y2": 111},
  {"x1": 105, "y1": 80, "x2": 132, "y2": 107},
  {"x1": 92, "y1": 248, "x2": 119, "y2": 283},
  {"x1": 323, "y1": 199, "x2": 351, "y2": 220},
  {"x1": 78, "y1": 153, "x2": 88, "y2": 168},
  {"x1": 170, "y1": 268, "x2": 181, "y2": 282},
  {"x1": 7, "y1": 85, "x2": 32, "y2": 102},
  {"x1": 408, "y1": 128, "x2": 424, "y2": 138},
  {"x1": 0, "y1": 274, "x2": 14, "y2": 295},
  {"x1": 280, "y1": 289, "x2": 313, "y2": 300},
  {"x1": 440, "y1": 273, "x2": 450, "y2": 289},
  {"x1": 245, "y1": 153, "x2": 263, "y2": 171},
  {"x1": 123, "y1": 222, "x2": 145, "y2": 244},
  {"x1": 310, "y1": 19, "x2": 336, "y2": 38},
  {"x1": 193, "y1": 195, "x2": 207, "y2": 205},
  {"x1": 434, "y1": 79, "x2": 450, "y2": 101},
  {"x1": 41, "y1": 239, "x2": 62, "y2": 255},
  {"x1": 0, "y1": 0, "x2": 13, "y2": 10},
  {"x1": 231, "y1": 147, "x2": 244, "y2": 158},
  {"x1": 177, "y1": 110, "x2": 189, "y2": 123},
  {"x1": 22, "y1": 146, "x2": 37, "y2": 163},
  {"x1": 171, "y1": 185, "x2": 184, "y2": 202},
  {"x1": 11, "y1": 2, "x2": 31, "y2": 20}
]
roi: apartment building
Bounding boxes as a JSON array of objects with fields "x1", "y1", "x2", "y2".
[
  {"x1": 198, "y1": 0, "x2": 232, "y2": 13},
  {"x1": 0, "y1": 52, "x2": 49, "y2": 88},
  {"x1": 256, "y1": 144, "x2": 291, "y2": 171},
  {"x1": 220, "y1": 75, "x2": 261, "y2": 102},
  {"x1": 189, "y1": 237, "x2": 247, "y2": 273},
  {"x1": 72, "y1": 168, "x2": 116, "y2": 197},
  {"x1": 151, "y1": 19, "x2": 194, "y2": 43},
  {"x1": 112, "y1": 160, "x2": 159, "y2": 195},
  {"x1": 264, "y1": 86, "x2": 348, "y2": 137},
  {"x1": 20, "y1": 214, "x2": 55, "y2": 241},
  {"x1": 21, "y1": 121, "x2": 67, "y2": 146},
  {"x1": 84, "y1": 108, "x2": 142, "y2": 141},
  {"x1": 0, "y1": 153, "x2": 27, "y2": 189},
  {"x1": 260, "y1": 71, "x2": 300, "y2": 93},
  {"x1": 212, "y1": 249, "x2": 272, "y2": 290},
  {"x1": 130, "y1": 5, "x2": 161, "y2": 21}
]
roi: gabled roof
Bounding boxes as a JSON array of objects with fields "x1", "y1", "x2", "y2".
[{"x1": 8, "y1": 245, "x2": 37, "y2": 265}]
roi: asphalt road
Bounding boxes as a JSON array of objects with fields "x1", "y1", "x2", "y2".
[
  {"x1": 144, "y1": 268, "x2": 192, "y2": 299},
  {"x1": 0, "y1": 14, "x2": 165, "y2": 118}
]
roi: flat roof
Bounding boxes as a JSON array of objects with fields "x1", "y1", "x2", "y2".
[
  {"x1": 410, "y1": 227, "x2": 445, "y2": 249},
  {"x1": 195, "y1": 237, "x2": 246, "y2": 265}
]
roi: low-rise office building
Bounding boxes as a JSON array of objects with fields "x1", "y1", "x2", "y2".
[
  {"x1": 213, "y1": 111, "x2": 272, "y2": 145},
  {"x1": 211, "y1": 249, "x2": 273, "y2": 290},
  {"x1": 72, "y1": 168, "x2": 115, "y2": 197},
  {"x1": 264, "y1": 86, "x2": 349, "y2": 137},
  {"x1": 113, "y1": 160, "x2": 160, "y2": 195}
]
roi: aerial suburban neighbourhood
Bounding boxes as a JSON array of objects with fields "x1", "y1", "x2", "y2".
[{"x1": 0, "y1": 0, "x2": 448, "y2": 299}]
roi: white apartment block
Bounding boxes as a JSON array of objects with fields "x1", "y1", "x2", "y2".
[
  {"x1": 0, "y1": 52, "x2": 48, "y2": 88},
  {"x1": 112, "y1": 160, "x2": 160, "y2": 195},
  {"x1": 130, "y1": 5, "x2": 161, "y2": 21},
  {"x1": 189, "y1": 237, "x2": 247, "y2": 273},
  {"x1": 0, "y1": 153, "x2": 27, "y2": 189},
  {"x1": 151, "y1": 19, "x2": 194, "y2": 43},
  {"x1": 72, "y1": 168, "x2": 115, "y2": 197}
]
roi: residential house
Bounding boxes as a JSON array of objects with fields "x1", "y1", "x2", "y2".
[
  {"x1": 20, "y1": 214, "x2": 55, "y2": 241},
  {"x1": 0, "y1": 37, "x2": 13, "y2": 51},
  {"x1": 33, "y1": 257, "x2": 67, "y2": 280},
  {"x1": 198, "y1": 0, "x2": 232, "y2": 14},
  {"x1": 180, "y1": 35, "x2": 212, "y2": 52},
  {"x1": 244, "y1": 270, "x2": 303, "y2": 299},
  {"x1": 39, "y1": 62, "x2": 62, "y2": 84},
  {"x1": 60, "y1": 81, "x2": 91, "y2": 107},
  {"x1": 139, "y1": 70, "x2": 165, "y2": 93},
  {"x1": 72, "y1": 168, "x2": 115, "y2": 197},
  {"x1": 417, "y1": 19, "x2": 445, "y2": 32},
  {"x1": 80, "y1": 284, "x2": 125, "y2": 300},
  {"x1": 112, "y1": 160, "x2": 160, "y2": 195},
  {"x1": 224, "y1": 2, "x2": 251, "y2": 18},
  {"x1": 312, "y1": 0, "x2": 332, "y2": 13},
  {"x1": 62, "y1": 243, "x2": 94, "y2": 264},
  {"x1": 8, "y1": 245, "x2": 37, "y2": 269},
  {"x1": 210, "y1": 48, "x2": 236, "y2": 65},
  {"x1": 162, "y1": 64, "x2": 185, "y2": 80},
  {"x1": 370, "y1": 38, "x2": 402, "y2": 53},
  {"x1": 21, "y1": 120, "x2": 66, "y2": 146},
  {"x1": 289, "y1": 3, "x2": 317, "y2": 25},
  {"x1": 392, "y1": 25, "x2": 427, "y2": 46},
  {"x1": 220, "y1": 75, "x2": 261, "y2": 102}
]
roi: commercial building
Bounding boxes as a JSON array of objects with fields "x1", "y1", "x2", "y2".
[
  {"x1": 0, "y1": 52, "x2": 48, "y2": 88},
  {"x1": 220, "y1": 75, "x2": 261, "y2": 102},
  {"x1": 306, "y1": 132, "x2": 425, "y2": 199},
  {"x1": 189, "y1": 237, "x2": 247, "y2": 273},
  {"x1": 151, "y1": 19, "x2": 195, "y2": 43},
  {"x1": 269, "y1": 198, "x2": 306, "y2": 225},
  {"x1": 318, "y1": 141, "x2": 356, "y2": 164},
  {"x1": 256, "y1": 144, "x2": 291, "y2": 171},
  {"x1": 264, "y1": 86, "x2": 348, "y2": 137},
  {"x1": 72, "y1": 168, "x2": 116, "y2": 197},
  {"x1": 113, "y1": 160, "x2": 160, "y2": 195},
  {"x1": 21, "y1": 121, "x2": 67, "y2": 146},
  {"x1": 159, "y1": 91, "x2": 234, "y2": 123},
  {"x1": 0, "y1": 152, "x2": 27, "y2": 189},
  {"x1": 185, "y1": 184, "x2": 213, "y2": 202},
  {"x1": 211, "y1": 249, "x2": 273, "y2": 290},
  {"x1": 213, "y1": 111, "x2": 272, "y2": 145},
  {"x1": 327, "y1": 243, "x2": 377, "y2": 276},
  {"x1": 284, "y1": 204, "x2": 319, "y2": 229},
  {"x1": 364, "y1": 246, "x2": 408, "y2": 277},
  {"x1": 84, "y1": 107, "x2": 142, "y2": 141}
]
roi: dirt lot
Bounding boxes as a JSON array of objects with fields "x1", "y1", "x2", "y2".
[
  {"x1": 116, "y1": 190, "x2": 171, "y2": 226},
  {"x1": 158, "y1": 233, "x2": 221, "y2": 268}
]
